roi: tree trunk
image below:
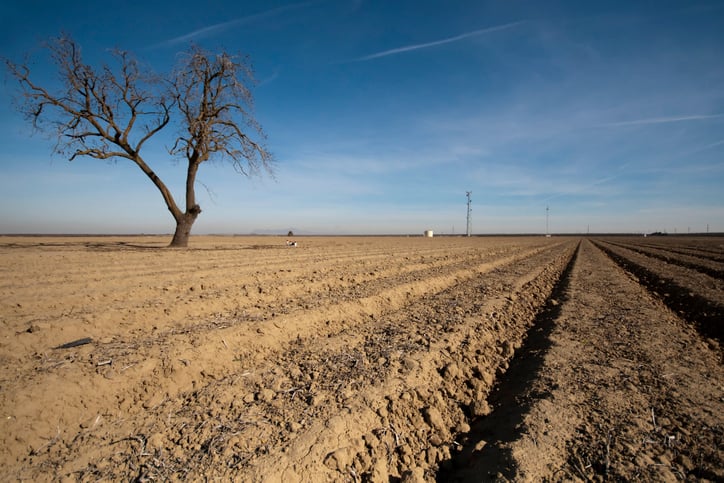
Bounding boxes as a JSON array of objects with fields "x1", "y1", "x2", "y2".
[
  {"x1": 169, "y1": 214, "x2": 197, "y2": 248},
  {"x1": 168, "y1": 160, "x2": 202, "y2": 248}
]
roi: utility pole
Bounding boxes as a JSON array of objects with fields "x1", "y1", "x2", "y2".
[
  {"x1": 546, "y1": 206, "x2": 550, "y2": 237},
  {"x1": 466, "y1": 191, "x2": 472, "y2": 237}
]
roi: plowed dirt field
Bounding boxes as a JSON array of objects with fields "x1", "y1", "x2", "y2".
[{"x1": 1, "y1": 235, "x2": 722, "y2": 481}]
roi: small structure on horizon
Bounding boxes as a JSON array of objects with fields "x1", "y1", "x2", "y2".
[
  {"x1": 466, "y1": 191, "x2": 472, "y2": 237},
  {"x1": 424, "y1": 230, "x2": 434, "y2": 238}
]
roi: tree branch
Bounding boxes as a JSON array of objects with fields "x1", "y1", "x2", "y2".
[{"x1": 6, "y1": 36, "x2": 273, "y2": 247}]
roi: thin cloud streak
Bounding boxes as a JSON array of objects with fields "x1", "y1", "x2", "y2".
[
  {"x1": 350, "y1": 21, "x2": 525, "y2": 62},
  {"x1": 694, "y1": 138, "x2": 724, "y2": 151},
  {"x1": 599, "y1": 113, "x2": 724, "y2": 127},
  {"x1": 154, "y1": 2, "x2": 312, "y2": 47},
  {"x1": 258, "y1": 67, "x2": 281, "y2": 87},
  {"x1": 542, "y1": 173, "x2": 621, "y2": 204}
]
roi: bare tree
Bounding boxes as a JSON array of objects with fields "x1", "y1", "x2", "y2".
[{"x1": 5, "y1": 36, "x2": 273, "y2": 247}]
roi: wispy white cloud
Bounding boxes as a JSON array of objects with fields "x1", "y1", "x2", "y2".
[
  {"x1": 349, "y1": 21, "x2": 526, "y2": 62},
  {"x1": 598, "y1": 113, "x2": 724, "y2": 127},
  {"x1": 258, "y1": 67, "x2": 281, "y2": 87},
  {"x1": 541, "y1": 173, "x2": 622, "y2": 204},
  {"x1": 153, "y1": 1, "x2": 312, "y2": 47},
  {"x1": 692, "y1": 138, "x2": 724, "y2": 152}
]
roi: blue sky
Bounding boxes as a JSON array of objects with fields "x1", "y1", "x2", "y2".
[{"x1": 1, "y1": 0, "x2": 723, "y2": 235}]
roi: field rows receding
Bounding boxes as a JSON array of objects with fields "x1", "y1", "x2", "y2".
[
  {"x1": 600, "y1": 238, "x2": 724, "y2": 280},
  {"x1": 626, "y1": 237, "x2": 724, "y2": 260},
  {"x1": 0, "y1": 237, "x2": 536, "y2": 338},
  {"x1": 5, "y1": 236, "x2": 721, "y2": 482},
  {"x1": 443, "y1": 239, "x2": 724, "y2": 482},
  {"x1": 592, "y1": 238, "x2": 724, "y2": 343},
  {"x1": 635, "y1": 243, "x2": 724, "y2": 263},
  {"x1": 1, "y1": 236, "x2": 575, "y2": 480}
]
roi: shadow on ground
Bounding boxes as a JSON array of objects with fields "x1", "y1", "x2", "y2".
[{"x1": 436, "y1": 242, "x2": 580, "y2": 482}]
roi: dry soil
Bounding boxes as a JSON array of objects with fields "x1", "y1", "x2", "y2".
[{"x1": 0, "y1": 235, "x2": 721, "y2": 481}]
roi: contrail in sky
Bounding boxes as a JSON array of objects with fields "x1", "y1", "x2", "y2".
[
  {"x1": 697, "y1": 138, "x2": 724, "y2": 150},
  {"x1": 541, "y1": 134, "x2": 724, "y2": 204},
  {"x1": 600, "y1": 113, "x2": 724, "y2": 127},
  {"x1": 351, "y1": 20, "x2": 525, "y2": 62},
  {"x1": 154, "y1": 1, "x2": 312, "y2": 47}
]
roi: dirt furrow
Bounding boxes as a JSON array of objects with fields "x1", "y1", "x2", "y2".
[
  {"x1": 9, "y1": 236, "x2": 721, "y2": 482},
  {"x1": 593, "y1": 240, "x2": 724, "y2": 344},
  {"x1": 635, "y1": 239, "x2": 724, "y2": 258},
  {"x1": 1, "y1": 239, "x2": 565, "y2": 478},
  {"x1": 442, "y1": 239, "x2": 724, "y2": 481},
  {"x1": 636, "y1": 243, "x2": 724, "y2": 263},
  {"x1": 3, "y1": 240, "x2": 578, "y2": 481},
  {"x1": 1, "y1": 239, "x2": 536, "y2": 344},
  {"x1": 604, "y1": 239, "x2": 724, "y2": 280},
  {"x1": 0, "y1": 243, "x2": 461, "y2": 292},
  {"x1": 226, "y1": 241, "x2": 579, "y2": 481},
  {"x1": 1, "y1": 242, "x2": 552, "y2": 387}
]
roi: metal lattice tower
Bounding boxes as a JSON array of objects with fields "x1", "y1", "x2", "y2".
[
  {"x1": 546, "y1": 205, "x2": 550, "y2": 237},
  {"x1": 466, "y1": 191, "x2": 472, "y2": 237}
]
